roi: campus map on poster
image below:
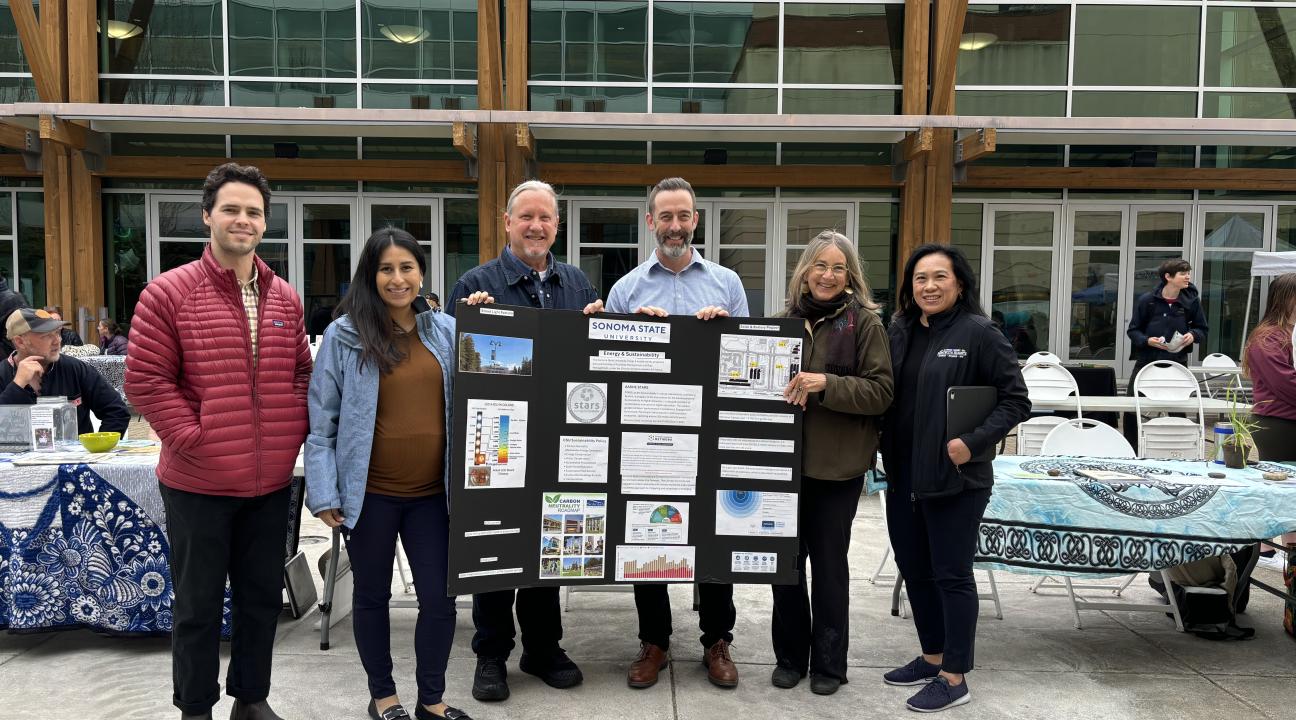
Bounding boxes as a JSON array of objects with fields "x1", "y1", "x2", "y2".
[{"x1": 447, "y1": 304, "x2": 804, "y2": 595}]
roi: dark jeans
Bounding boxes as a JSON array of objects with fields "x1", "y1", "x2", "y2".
[
  {"x1": 160, "y1": 483, "x2": 290, "y2": 716},
  {"x1": 885, "y1": 484, "x2": 991, "y2": 675},
  {"x1": 471, "y1": 586, "x2": 564, "y2": 659},
  {"x1": 346, "y1": 493, "x2": 456, "y2": 706},
  {"x1": 771, "y1": 475, "x2": 865, "y2": 681},
  {"x1": 634, "y1": 583, "x2": 735, "y2": 651}
]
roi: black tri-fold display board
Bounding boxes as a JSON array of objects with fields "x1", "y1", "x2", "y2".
[{"x1": 447, "y1": 303, "x2": 805, "y2": 595}]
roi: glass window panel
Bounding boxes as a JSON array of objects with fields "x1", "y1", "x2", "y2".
[
  {"x1": 1069, "y1": 249, "x2": 1120, "y2": 360},
  {"x1": 371, "y1": 204, "x2": 434, "y2": 241},
  {"x1": 1204, "y1": 211, "x2": 1265, "y2": 250},
  {"x1": 651, "y1": 142, "x2": 776, "y2": 165},
  {"x1": 1278, "y1": 206, "x2": 1296, "y2": 252},
  {"x1": 1068, "y1": 146, "x2": 1195, "y2": 169},
  {"x1": 0, "y1": 238, "x2": 12, "y2": 294},
  {"x1": 0, "y1": 76, "x2": 36, "y2": 104},
  {"x1": 0, "y1": 5, "x2": 28, "y2": 73},
  {"x1": 718, "y1": 208, "x2": 766, "y2": 246},
  {"x1": 530, "y1": 84, "x2": 648, "y2": 112},
  {"x1": 304, "y1": 243, "x2": 353, "y2": 335},
  {"x1": 652, "y1": 2, "x2": 777, "y2": 84},
  {"x1": 100, "y1": 0, "x2": 223, "y2": 75},
  {"x1": 363, "y1": 136, "x2": 462, "y2": 161},
  {"x1": 1074, "y1": 5, "x2": 1199, "y2": 87},
  {"x1": 652, "y1": 86, "x2": 776, "y2": 114},
  {"x1": 1200, "y1": 251, "x2": 1261, "y2": 359},
  {"x1": 157, "y1": 201, "x2": 209, "y2": 239},
  {"x1": 229, "y1": 0, "x2": 357, "y2": 78},
  {"x1": 782, "y1": 3, "x2": 902, "y2": 85},
  {"x1": 717, "y1": 248, "x2": 765, "y2": 316},
  {"x1": 229, "y1": 81, "x2": 357, "y2": 108},
  {"x1": 781, "y1": 88, "x2": 898, "y2": 115},
  {"x1": 362, "y1": 83, "x2": 477, "y2": 109},
  {"x1": 991, "y1": 249, "x2": 1051, "y2": 358},
  {"x1": 530, "y1": 0, "x2": 647, "y2": 82},
  {"x1": 993, "y1": 210, "x2": 1053, "y2": 247},
  {"x1": 159, "y1": 241, "x2": 206, "y2": 275},
  {"x1": 955, "y1": 90, "x2": 1064, "y2": 117},
  {"x1": 1072, "y1": 210, "x2": 1122, "y2": 248},
  {"x1": 16, "y1": 192, "x2": 41, "y2": 306},
  {"x1": 1071, "y1": 91, "x2": 1197, "y2": 119},
  {"x1": 958, "y1": 4, "x2": 1069, "y2": 86},
  {"x1": 785, "y1": 207, "x2": 848, "y2": 248},
  {"x1": 111, "y1": 133, "x2": 227, "y2": 157},
  {"x1": 579, "y1": 207, "x2": 639, "y2": 245},
  {"x1": 950, "y1": 203, "x2": 983, "y2": 273},
  {"x1": 536, "y1": 139, "x2": 647, "y2": 163},
  {"x1": 259, "y1": 242, "x2": 290, "y2": 281},
  {"x1": 1206, "y1": 7, "x2": 1296, "y2": 89},
  {"x1": 303, "y1": 204, "x2": 353, "y2": 240},
  {"x1": 857, "y1": 202, "x2": 895, "y2": 309},
  {"x1": 780, "y1": 143, "x2": 890, "y2": 165},
  {"x1": 580, "y1": 247, "x2": 638, "y2": 298},
  {"x1": 1130, "y1": 249, "x2": 1184, "y2": 323},
  {"x1": 974, "y1": 144, "x2": 1063, "y2": 168},
  {"x1": 1204, "y1": 92, "x2": 1296, "y2": 120},
  {"x1": 362, "y1": 0, "x2": 477, "y2": 79},
  {"x1": 231, "y1": 136, "x2": 358, "y2": 159},
  {"x1": 99, "y1": 78, "x2": 224, "y2": 105},
  {"x1": 1135, "y1": 212, "x2": 1185, "y2": 249},
  {"x1": 1201, "y1": 145, "x2": 1296, "y2": 169},
  {"x1": 445, "y1": 197, "x2": 479, "y2": 290},
  {"x1": 0, "y1": 192, "x2": 10, "y2": 236}
]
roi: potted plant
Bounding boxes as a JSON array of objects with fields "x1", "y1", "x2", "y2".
[{"x1": 1222, "y1": 383, "x2": 1262, "y2": 469}]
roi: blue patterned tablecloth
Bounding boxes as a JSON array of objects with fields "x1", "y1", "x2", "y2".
[{"x1": 977, "y1": 456, "x2": 1296, "y2": 577}]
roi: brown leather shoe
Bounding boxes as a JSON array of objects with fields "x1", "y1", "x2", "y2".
[
  {"x1": 703, "y1": 640, "x2": 739, "y2": 688},
  {"x1": 627, "y1": 642, "x2": 669, "y2": 688}
]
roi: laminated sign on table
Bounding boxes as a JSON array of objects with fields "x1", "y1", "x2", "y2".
[{"x1": 447, "y1": 304, "x2": 805, "y2": 595}]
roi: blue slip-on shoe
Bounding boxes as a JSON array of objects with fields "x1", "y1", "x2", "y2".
[
  {"x1": 883, "y1": 656, "x2": 941, "y2": 686},
  {"x1": 905, "y1": 676, "x2": 970, "y2": 713}
]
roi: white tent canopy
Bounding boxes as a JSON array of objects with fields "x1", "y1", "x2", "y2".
[{"x1": 1241, "y1": 251, "x2": 1296, "y2": 356}]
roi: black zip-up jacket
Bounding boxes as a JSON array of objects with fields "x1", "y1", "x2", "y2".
[
  {"x1": 0, "y1": 353, "x2": 131, "y2": 436},
  {"x1": 1126, "y1": 281, "x2": 1208, "y2": 363},
  {"x1": 880, "y1": 307, "x2": 1031, "y2": 500}
]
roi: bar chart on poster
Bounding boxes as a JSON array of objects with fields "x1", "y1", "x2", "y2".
[{"x1": 447, "y1": 304, "x2": 805, "y2": 595}]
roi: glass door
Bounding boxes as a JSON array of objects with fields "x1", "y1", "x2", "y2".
[
  {"x1": 1064, "y1": 207, "x2": 1124, "y2": 366},
  {"x1": 1197, "y1": 205, "x2": 1274, "y2": 360},
  {"x1": 299, "y1": 199, "x2": 357, "y2": 337},
  {"x1": 365, "y1": 198, "x2": 442, "y2": 297},
  {"x1": 780, "y1": 203, "x2": 856, "y2": 316},
  {"x1": 695, "y1": 201, "x2": 774, "y2": 316},
  {"x1": 570, "y1": 201, "x2": 644, "y2": 300},
  {"x1": 1121, "y1": 206, "x2": 1189, "y2": 376},
  {"x1": 983, "y1": 205, "x2": 1061, "y2": 360},
  {"x1": 149, "y1": 193, "x2": 292, "y2": 280}
]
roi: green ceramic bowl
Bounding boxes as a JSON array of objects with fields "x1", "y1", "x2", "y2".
[{"x1": 79, "y1": 431, "x2": 121, "y2": 453}]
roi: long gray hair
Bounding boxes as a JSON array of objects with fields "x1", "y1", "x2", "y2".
[{"x1": 785, "y1": 230, "x2": 879, "y2": 311}]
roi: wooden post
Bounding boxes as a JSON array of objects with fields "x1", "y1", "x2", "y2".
[
  {"x1": 897, "y1": 0, "x2": 931, "y2": 282},
  {"x1": 477, "y1": 0, "x2": 508, "y2": 264}
]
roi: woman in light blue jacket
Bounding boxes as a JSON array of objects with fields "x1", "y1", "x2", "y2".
[{"x1": 307, "y1": 227, "x2": 486, "y2": 720}]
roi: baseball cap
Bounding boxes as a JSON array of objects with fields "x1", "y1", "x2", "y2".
[{"x1": 6, "y1": 307, "x2": 67, "y2": 337}]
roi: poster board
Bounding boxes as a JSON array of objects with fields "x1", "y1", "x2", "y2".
[{"x1": 447, "y1": 304, "x2": 804, "y2": 595}]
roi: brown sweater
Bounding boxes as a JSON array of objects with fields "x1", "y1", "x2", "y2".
[{"x1": 367, "y1": 330, "x2": 446, "y2": 496}]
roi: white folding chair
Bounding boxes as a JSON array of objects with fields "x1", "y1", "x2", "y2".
[
  {"x1": 1201, "y1": 352, "x2": 1237, "y2": 369},
  {"x1": 1040, "y1": 418, "x2": 1135, "y2": 458},
  {"x1": 1026, "y1": 351, "x2": 1063, "y2": 365},
  {"x1": 1021, "y1": 362, "x2": 1084, "y2": 418},
  {"x1": 1133, "y1": 361, "x2": 1205, "y2": 460},
  {"x1": 1016, "y1": 416, "x2": 1067, "y2": 456},
  {"x1": 1197, "y1": 353, "x2": 1239, "y2": 399}
]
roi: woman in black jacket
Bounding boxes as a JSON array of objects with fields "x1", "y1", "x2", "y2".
[{"x1": 879, "y1": 244, "x2": 1030, "y2": 713}]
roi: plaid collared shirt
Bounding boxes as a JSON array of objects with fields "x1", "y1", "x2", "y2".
[{"x1": 239, "y1": 268, "x2": 260, "y2": 362}]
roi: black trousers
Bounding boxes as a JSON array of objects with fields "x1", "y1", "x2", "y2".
[
  {"x1": 885, "y1": 484, "x2": 991, "y2": 675},
  {"x1": 771, "y1": 474, "x2": 865, "y2": 681},
  {"x1": 346, "y1": 493, "x2": 456, "y2": 706},
  {"x1": 634, "y1": 582, "x2": 735, "y2": 651},
  {"x1": 471, "y1": 586, "x2": 564, "y2": 659},
  {"x1": 160, "y1": 483, "x2": 290, "y2": 716},
  {"x1": 1253, "y1": 414, "x2": 1296, "y2": 462}
]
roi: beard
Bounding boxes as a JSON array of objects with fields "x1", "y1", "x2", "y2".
[{"x1": 656, "y1": 228, "x2": 692, "y2": 259}]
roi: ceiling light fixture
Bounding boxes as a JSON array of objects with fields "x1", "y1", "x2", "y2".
[
  {"x1": 379, "y1": 23, "x2": 429, "y2": 45},
  {"x1": 959, "y1": 31, "x2": 998, "y2": 51},
  {"x1": 97, "y1": 19, "x2": 144, "y2": 40}
]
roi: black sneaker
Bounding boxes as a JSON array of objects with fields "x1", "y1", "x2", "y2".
[
  {"x1": 770, "y1": 665, "x2": 802, "y2": 689},
  {"x1": 884, "y1": 656, "x2": 940, "y2": 686},
  {"x1": 906, "y1": 676, "x2": 970, "y2": 713},
  {"x1": 519, "y1": 649, "x2": 584, "y2": 689},
  {"x1": 472, "y1": 656, "x2": 510, "y2": 702}
]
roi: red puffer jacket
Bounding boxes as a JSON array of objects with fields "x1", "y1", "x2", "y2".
[{"x1": 126, "y1": 246, "x2": 312, "y2": 496}]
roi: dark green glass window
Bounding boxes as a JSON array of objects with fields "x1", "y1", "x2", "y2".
[
  {"x1": 651, "y1": 142, "x2": 776, "y2": 165},
  {"x1": 362, "y1": 137, "x2": 462, "y2": 160},
  {"x1": 1068, "y1": 146, "x2": 1194, "y2": 169},
  {"x1": 781, "y1": 88, "x2": 898, "y2": 115},
  {"x1": 100, "y1": 0, "x2": 223, "y2": 75},
  {"x1": 530, "y1": 85, "x2": 647, "y2": 112},
  {"x1": 783, "y1": 3, "x2": 903, "y2": 85},
  {"x1": 0, "y1": 76, "x2": 37, "y2": 103},
  {"x1": 229, "y1": 0, "x2": 357, "y2": 78},
  {"x1": 1201, "y1": 146, "x2": 1296, "y2": 170},
  {"x1": 104, "y1": 193, "x2": 147, "y2": 326},
  {"x1": 362, "y1": 83, "x2": 478, "y2": 109},
  {"x1": 110, "y1": 134, "x2": 227, "y2": 157},
  {"x1": 17, "y1": 191, "x2": 43, "y2": 307},
  {"x1": 100, "y1": 79, "x2": 224, "y2": 105},
  {"x1": 535, "y1": 139, "x2": 646, "y2": 163},
  {"x1": 653, "y1": 2, "x2": 777, "y2": 84},
  {"x1": 1205, "y1": 92, "x2": 1296, "y2": 120},
  {"x1": 1071, "y1": 91, "x2": 1196, "y2": 118},
  {"x1": 652, "y1": 86, "x2": 775, "y2": 113},
  {"x1": 230, "y1": 81, "x2": 358, "y2": 108},
  {"x1": 956, "y1": 90, "x2": 1064, "y2": 117},
  {"x1": 530, "y1": 1, "x2": 648, "y2": 83},
  {"x1": 780, "y1": 143, "x2": 890, "y2": 165},
  {"x1": 973, "y1": 144, "x2": 1063, "y2": 168},
  {"x1": 958, "y1": 4, "x2": 1068, "y2": 86},
  {"x1": 0, "y1": 2, "x2": 28, "y2": 73},
  {"x1": 362, "y1": 0, "x2": 477, "y2": 80},
  {"x1": 1074, "y1": 5, "x2": 1199, "y2": 87},
  {"x1": 1207, "y1": 7, "x2": 1296, "y2": 88},
  {"x1": 231, "y1": 136, "x2": 358, "y2": 159}
]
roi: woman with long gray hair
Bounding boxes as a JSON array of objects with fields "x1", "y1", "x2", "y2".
[{"x1": 770, "y1": 230, "x2": 894, "y2": 695}]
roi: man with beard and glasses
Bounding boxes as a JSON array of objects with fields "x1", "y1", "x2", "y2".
[
  {"x1": 448, "y1": 179, "x2": 594, "y2": 703},
  {"x1": 583, "y1": 176, "x2": 748, "y2": 690}
]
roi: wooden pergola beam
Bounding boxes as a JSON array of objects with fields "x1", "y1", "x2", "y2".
[
  {"x1": 452, "y1": 121, "x2": 477, "y2": 159},
  {"x1": 516, "y1": 124, "x2": 535, "y2": 159},
  {"x1": 0, "y1": 121, "x2": 38, "y2": 153},
  {"x1": 897, "y1": 127, "x2": 933, "y2": 160},
  {"x1": 955, "y1": 128, "x2": 995, "y2": 164},
  {"x1": 961, "y1": 166, "x2": 1296, "y2": 191},
  {"x1": 929, "y1": 0, "x2": 968, "y2": 116},
  {"x1": 10, "y1": 0, "x2": 62, "y2": 103},
  {"x1": 39, "y1": 114, "x2": 106, "y2": 153}
]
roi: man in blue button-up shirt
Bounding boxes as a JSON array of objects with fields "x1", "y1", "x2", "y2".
[
  {"x1": 585, "y1": 177, "x2": 747, "y2": 690},
  {"x1": 448, "y1": 180, "x2": 590, "y2": 703}
]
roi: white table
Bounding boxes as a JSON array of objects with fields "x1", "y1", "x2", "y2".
[
  {"x1": 1029, "y1": 396, "x2": 1246, "y2": 414},
  {"x1": 1189, "y1": 366, "x2": 1243, "y2": 376}
]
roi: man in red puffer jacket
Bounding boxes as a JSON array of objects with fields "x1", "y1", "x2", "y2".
[{"x1": 126, "y1": 163, "x2": 311, "y2": 720}]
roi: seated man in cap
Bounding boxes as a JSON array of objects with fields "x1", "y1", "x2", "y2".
[{"x1": 0, "y1": 307, "x2": 130, "y2": 436}]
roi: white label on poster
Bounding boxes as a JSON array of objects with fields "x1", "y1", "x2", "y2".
[
  {"x1": 720, "y1": 463, "x2": 793, "y2": 482},
  {"x1": 622, "y1": 383, "x2": 703, "y2": 427},
  {"x1": 458, "y1": 568, "x2": 525, "y2": 578},
  {"x1": 717, "y1": 410, "x2": 796, "y2": 424},
  {"x1": 463, "y1": 528, "x2": 522, "y2": 538},
  {"x1": 558, "y1": 435, "x2": 609, "y2": 484},
  {"x1": 624, "y1": 501, "x2": 690, "y2": 544},
  {"x1": 591, "y1": 351, "x2": 671, "y2": 374},
  {"x1": 717, "y1": 334, "x2": 804, "y2": 401},
  {"x1": 565, "y1": 382, "x2": 608, "y2": 424},
  {"x1": 621, "y1": 432, "x2": 698, "y2": 477},
  {"x1": 738, "y1": 324, "x2": 780, "y2": 332},
  {"x1": 464, "y1": 399, "x2": 529, "y2": 489},
  {"x1": 615, "y1": 545, "x2": 696, "y2": 582},
  {"x1": 715, "y1": 490, "x2": 798, "y2": 537},
  {"x1": 588, "y1": 318, "x2": 671, "y2": 344},
  {"x1": 479, "y1": 308, "x2": 514, "y2": 317},
  {"x1": 731, "y1": 551, "x2": 779, "y2": 574},
  {"x1": 621, "y1": 475, "x2": 697, "y2": 496},
  {"x1": 718, "y1": 436, "x2": 795, "y2": 453},
  {"x1": 480, "y1": 557, "x2": 498, "y2": 563},
  {"x1": 539, "y1": 492, "x2": 607, "y2": 580}
]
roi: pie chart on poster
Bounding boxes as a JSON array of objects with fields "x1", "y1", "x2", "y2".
[{"x1": 650, "y1": 505, "x2": 683, "y2": 524}]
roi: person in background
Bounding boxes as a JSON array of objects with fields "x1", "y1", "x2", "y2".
[
  {"x1": 0, "y1": 290, "x2": 29, "y2": 357},
  {"x1": 98, "y1": 318, "x2": 128, "y2": 356},
  {"x1": 44, "y1": 305, "x2": 84, "y2": 346},
  {"x1": 880, "y1": 244, "x2": 1030, "y2": 713},
  {"x1": 425, "y1": 292, "x2": 442, "y2": 312},
  {"x1": 771, "y1": 231, "x2": 893, "y2": 695}
]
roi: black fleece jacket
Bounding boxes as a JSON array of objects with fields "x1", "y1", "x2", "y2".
[{"x1": 1126, "y1": 281, "x2": 1208, "y2": 363}]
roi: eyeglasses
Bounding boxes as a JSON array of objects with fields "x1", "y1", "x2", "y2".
[{"x1": 810, "y1": 262, "x2": 848, "y2": 277}]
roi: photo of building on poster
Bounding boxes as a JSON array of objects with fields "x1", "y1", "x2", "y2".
[
  {"x1": 539, "y1": 492, "x2": 607, "y2": 579},
  {"x1": 464, "y1": 399, "x2": 529, "y2": 489}
]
